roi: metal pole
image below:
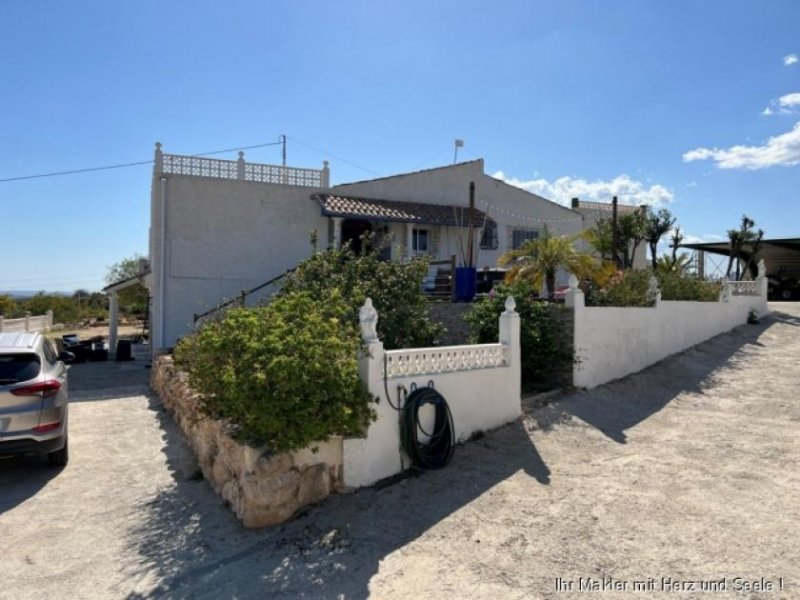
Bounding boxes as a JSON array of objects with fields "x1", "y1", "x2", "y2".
[
  {"x1": 281, "y1": 134, "x2": 287, "y2": 167},
  {"x1": 611, "y1": 196, "x2": 620, "y2": 268},
  {"x1": 467, "y1": 182, "x2": 475, "y2": 268}
]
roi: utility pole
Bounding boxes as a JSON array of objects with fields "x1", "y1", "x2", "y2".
[
  {"x1": 611, "y1": 196, "x2": 620, "y2": 268},
  {"x1": 281, "y1": 134, "x2": 287, "y2": 167},
  {"x1": 467, "y1": 181, "x2": 475, "y2": 268}
]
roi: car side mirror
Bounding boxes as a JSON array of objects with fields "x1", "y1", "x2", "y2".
[{"x1": 58, "y1": 350, "x2": 76, "y2": 364}]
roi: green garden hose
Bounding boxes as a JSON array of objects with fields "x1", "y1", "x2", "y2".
[{"x1": 400, "y1": 385, "x2": 455, "y2": 470}]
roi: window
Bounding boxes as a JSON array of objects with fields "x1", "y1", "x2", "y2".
[
  {"x1": 42, "y1": 339, "x2": 58, "y2": 366},
  {"x1": 512, "y1": 229, "x2": 539, "y2": 250},
  {"x1": 0, "y1": 354, "x2": 41, "y2": 384},
  {"x1": 480, "y1": 222, "x2": 498, "y2": 250},
  {"x1": 412, "y1": 228, "x2": 429, "y2": 253}
]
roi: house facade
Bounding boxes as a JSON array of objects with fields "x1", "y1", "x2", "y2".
[{"x1": 147, "y1": 143, "x2": 620, "y2": 352}]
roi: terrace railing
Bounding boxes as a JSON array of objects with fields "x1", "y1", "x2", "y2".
[{"x1": 155, "y1": 143, "x2": 329, "y2": 188}]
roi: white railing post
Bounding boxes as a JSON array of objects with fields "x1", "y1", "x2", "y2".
[
  {"x1": 498, "y1": 296, "x2": 521, "y2": 405},
  {"x1": 322, "y1": 161, "x2": 330, "y2": 187},
  {"x1": 46, "y1": 310, "x2": 53, "y2": 332},
  {"x1": 564, "y1": 274, "x2": 584, "y2": 309},
  {"x1": 24, "y1": 312, "x2": 31, "y2": 332},
  {"x1": 237, "y1": 151, "x2": 246, "y2": 180},
  {"x1": 0, "y1": 316, "x2": 4, "y2": 333}
]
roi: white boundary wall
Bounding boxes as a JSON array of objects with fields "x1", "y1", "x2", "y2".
[
  {"x1": 343, "y1": 297, "x2": 521, "y2": 488},
  {"x1": 566, "y1": 272, "x2": 769, "y2": 389},
  {"x1": 0, "y1": 311, "x2": 53, "y2": 334}
]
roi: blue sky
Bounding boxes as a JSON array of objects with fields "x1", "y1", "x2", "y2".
[{"x1": 2, "y1": 1, "x2": 799, "y2": 292}]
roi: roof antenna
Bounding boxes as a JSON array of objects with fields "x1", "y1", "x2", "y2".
[{"x1": 453, "y1": 139, "x2": 464, "y2": 163}]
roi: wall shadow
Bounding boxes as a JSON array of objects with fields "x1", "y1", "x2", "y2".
[
  {"x1": 532, "y1": 312, "x2": 783, "y2": 445},
  {"x1": 124, "y1": 396, "x2": 549, "y2": 599}
]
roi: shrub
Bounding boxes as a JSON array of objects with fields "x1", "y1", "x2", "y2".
[
  {"x1": 464, "y1": 280, "x2": 573, "y2": 392},
  {"x1": 281, "y1": 237, "x2": 443, "y2": 349},
  {"x1": 657, "y1": 271, "x2": 721, "y2": 301},
  {"x1": 174, "y1": 291, "x2": 375, "y2": 453},
  {"x1": 586, "y1": 269, "x2": 723, "y2": 306},
  {"x1": 586, "y1": 269, "x2": 653, "y2": 307}
]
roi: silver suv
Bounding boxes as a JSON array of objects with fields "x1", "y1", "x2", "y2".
[{"x1": 0, "y1": 332, "x2": 70, "y2": 466}]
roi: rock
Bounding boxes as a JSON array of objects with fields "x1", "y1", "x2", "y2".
[{"x1": 297, "y1": 463, "x2": 330, "y2": 506}]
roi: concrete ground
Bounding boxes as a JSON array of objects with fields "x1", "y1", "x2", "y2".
[{"x1": 1, "y1": 304, "x2": 798, "y2": 599}]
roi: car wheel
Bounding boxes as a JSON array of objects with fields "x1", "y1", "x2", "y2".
[
  {"x1": 48, "y1": 438, "x2": 68, "y2": 467},
  {"x1": 781, "y1": 289, "x2": 793, "y2": 301}
]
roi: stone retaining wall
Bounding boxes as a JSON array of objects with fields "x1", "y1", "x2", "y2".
[{"x1": 151, "y1": 356, "x2": 343, "y2": 527}]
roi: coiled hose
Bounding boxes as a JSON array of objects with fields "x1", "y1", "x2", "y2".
[{"x1": 400, "y1": 386, "x2": 455, "y2": 470}]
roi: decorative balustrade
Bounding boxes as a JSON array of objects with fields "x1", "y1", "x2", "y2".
[
  {"x1": 157, "y1": 144, "x2": 329, "y2": 188},
  {"x1": 384, "y1": 343, "x2": 509, "y2": 379},
  {"x1": 727, "y1": 281, "x2": 759, "y2": 296},
  {"x1": 161, "y1": 154, "x2": 239, "y2": 180}
]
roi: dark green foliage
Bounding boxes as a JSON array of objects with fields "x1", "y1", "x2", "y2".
[
  {"x1": 174, "y1": 291, "x2": 375, "y2": 453},
  {"x1": 587, "y1": 269, "x2": 722, "y2": 306},
  {"x1": 281, "y1": 238, "x2": 443, "y2": 349},
  {"x1": 464, "y1": 280, "x2": 573, "y2": 392}
]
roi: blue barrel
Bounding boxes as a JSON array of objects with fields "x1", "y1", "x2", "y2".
[{"x1": 455, "y1": 267, "x2": 477, "y2": 302}]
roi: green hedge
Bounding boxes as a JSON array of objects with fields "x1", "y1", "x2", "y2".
[{"x1": 174, "y1": 291, "x2": 375, "y2": 453}]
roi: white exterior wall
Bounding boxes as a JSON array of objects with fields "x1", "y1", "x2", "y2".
[
  {"x1": 569, "y1": 280, "x2": 768, "y2": 389},
  {"x1": 332, "y1": 160, "x2": 585, "y2": 271},
  {"x1": 149, "y1": 174, "x2": 327, "y2": 349},
  {"x1": 343, "y1": 298, "x2": 521, "y2": 488}
]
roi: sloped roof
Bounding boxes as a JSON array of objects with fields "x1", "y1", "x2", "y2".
[{"x1": 312, "y1": 193, "x2": 493, "y2": 228}]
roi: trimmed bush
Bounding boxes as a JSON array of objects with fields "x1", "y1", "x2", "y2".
[
  {"x1": 174, "y1": 291, "x2": 375, "y2": 453},
  {"x1": 464, "y1": 280, "x2": 573, "y2": 392}
]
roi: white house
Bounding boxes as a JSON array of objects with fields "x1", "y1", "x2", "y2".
[{"x1": 147, "y1": 143, "x2": 617, "y2": 353}]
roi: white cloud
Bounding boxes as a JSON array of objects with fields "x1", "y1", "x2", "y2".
[
  {"x1": 682, "y1": 122, "x2": 800, "y2": 169},
  {"x1": 761, "y1": 92, "x2": 800, "y2": 116},
  {"x1": 779, "y1": 92, "x2": 800, "y2": 108},
  {"x1": 491, "y1": 172, "x2": 674, "y2": 206},
  {"x1": 784, "y1": 54, "x2": 798, "y2": 66},
  {"x1": 685, "y1": 181, "x2": 698, "y2": 188}
]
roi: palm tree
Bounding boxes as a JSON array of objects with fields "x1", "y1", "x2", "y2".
[
  {"x1": 498, "y1": 230, "x2": 597, "y2": 297},
  {"x1": 656, "y1": 252, "x2": 692, "y2": 275}
]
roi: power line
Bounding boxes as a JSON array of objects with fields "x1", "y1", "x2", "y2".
[
  {"x1": 286, "y1": 136, "x2": 382, "y2": 177},
  {"x1": 0, "y1": 140, "x2": 285, "y2": 184}
]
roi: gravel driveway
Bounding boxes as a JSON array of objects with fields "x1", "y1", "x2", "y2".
[{"x1": 1, "y1": 304, "x2": 798, "y2": 599}]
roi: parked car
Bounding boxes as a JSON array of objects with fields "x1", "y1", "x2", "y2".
[
  {"x1": 767, "y1": 274, "x2": 799, "y2": 301},
  {"x1": 0, "y1": 332, "x2": 72, "y2": 466}
]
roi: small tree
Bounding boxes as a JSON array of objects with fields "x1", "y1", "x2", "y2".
[
  {"x1": 584, "y1": 218, "x2": 614, "y2": 261},
  {"x1": 616, "y1": 210, "x2": 648, "y2": 269},
  {"x1": 726, "y1": 215, "x2": 763, "y2": 280},
  {"x1": 645, "y1": 208, "x2": 676, "y2": 269}
]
